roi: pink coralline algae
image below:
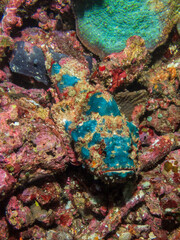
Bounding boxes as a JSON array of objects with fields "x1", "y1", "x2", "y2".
[
  {"x1": 32, "y1": 9, "x2": 58, "y2": 31},
  {"x1": 21, "y1": 182, "x2": 61, "y2": 204},
  {"x1": 0, "y1": 217, "x2": 9, "y2": 239},
  {"x1": 0, "y1": 69, "x2": 7, "y2": 81},
  {"x1": 6, "y1": 196, "x2": 34, "y2": 230},
  {"x1": 2, "y1": 0, "x2": 24, "y2": 35},
  {"x1": 0, "y1": 35, "x2": 14, "y2": 62},
  {"x1": 161, "y1": 149, "x2": 180, "y2": 187},
  {"x1": 0, "y1": 82, "x2": 75, "y2": 201},
  {"x1": 0, "y1": 1, "x2": 180, "y2": 239},
  {"x1": 0, "y1": 168, "x2": 17, "y2": 198},
  {"x1": 2, "y1": 0, "x2": 41, "y2": 35},
  {"x1": 138, "y1": 63, "x2": 180, "y2": 134},
  {"x1": 145, "y1": 103, "x2": 180, "y2": 133},
  {"x1": 138, "y1": 133, "x2": 179, "y2": 171},
  {"x1": 2, "y1": 0, "x2": 71, "y2": 35},
  {"x1": 50, "y1": 0, "x2": 71, "y2": 14},
  {"x1": 93, "y1": 36, "x2": 149, "y2": 93}
]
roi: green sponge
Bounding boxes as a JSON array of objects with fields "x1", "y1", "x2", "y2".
[{"x1": 73, "y1": 0, "x2": 179, "y2": 58}]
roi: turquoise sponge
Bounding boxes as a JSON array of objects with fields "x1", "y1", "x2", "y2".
[{"x1": 73, "y1": 0, "x2": 178, "y2": 57}]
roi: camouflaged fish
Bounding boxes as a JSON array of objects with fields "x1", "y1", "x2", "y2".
[{"x1": 48, "y1": 56, "x2": 139, "y2": 183}]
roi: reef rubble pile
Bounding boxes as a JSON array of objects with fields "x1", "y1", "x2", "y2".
[{"x1": 0, "y1": 0, "x2": 180, "y2": 239}]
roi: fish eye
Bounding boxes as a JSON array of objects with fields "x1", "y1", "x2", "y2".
[{"x1": 33, "y1": 59, "x2": 38, "y2": 66}]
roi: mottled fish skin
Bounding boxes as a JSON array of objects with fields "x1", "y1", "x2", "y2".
[{"x1": 49, "y1": 56, "x2": 139, "y2": 183}]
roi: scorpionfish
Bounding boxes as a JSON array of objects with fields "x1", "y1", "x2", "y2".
[{"x1": 48, "y1": 56, "x2": 139, "y2": 183}]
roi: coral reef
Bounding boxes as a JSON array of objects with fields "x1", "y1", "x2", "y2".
[{"x1": 0, "y1": 0, "x2": 179, "y2": 239}]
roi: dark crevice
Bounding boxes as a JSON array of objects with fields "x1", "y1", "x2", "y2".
[{"x1": 148, "y1": 25, "x2": 179, "y2": 67}]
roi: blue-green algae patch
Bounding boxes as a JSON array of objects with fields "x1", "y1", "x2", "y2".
[
  {"x1": 81, "y1": 147, "x2": 90, "y2": 159},
  {"x1": 71, "y1": 119, "x2": 97, "y2": 142},
  {"x1": 57, "y1": 74, "x2": 80, "y2": 92},
  {"x1": 88, "y1": 132, "x2": 102, "y2": 148},
  {"x1": 73, "y1": 0, "x2": 177, "y2": 57},
  {"x1": 86, "y1": 92, "x2": 121, "y2": 116},
  {"x1": 64, "y1": 120, "x2": 72, "y2": 131},
  {"x1": 127, "y1": 122, "x2": 139, "y2": 140},
  {"x1": 51, "y1": 63, "x2": 61, "y2": 75},
  {"x1": 103, "y1": 135, "x2": 135, "y2": 169}
]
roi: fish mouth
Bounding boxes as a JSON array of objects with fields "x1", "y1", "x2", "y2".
[
  {"x1": 101, "y1": 168, "x2": 136, "y2": 174},
  {"x1": 100, "y1": 168, "x2": 136, "y2": 183}
]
